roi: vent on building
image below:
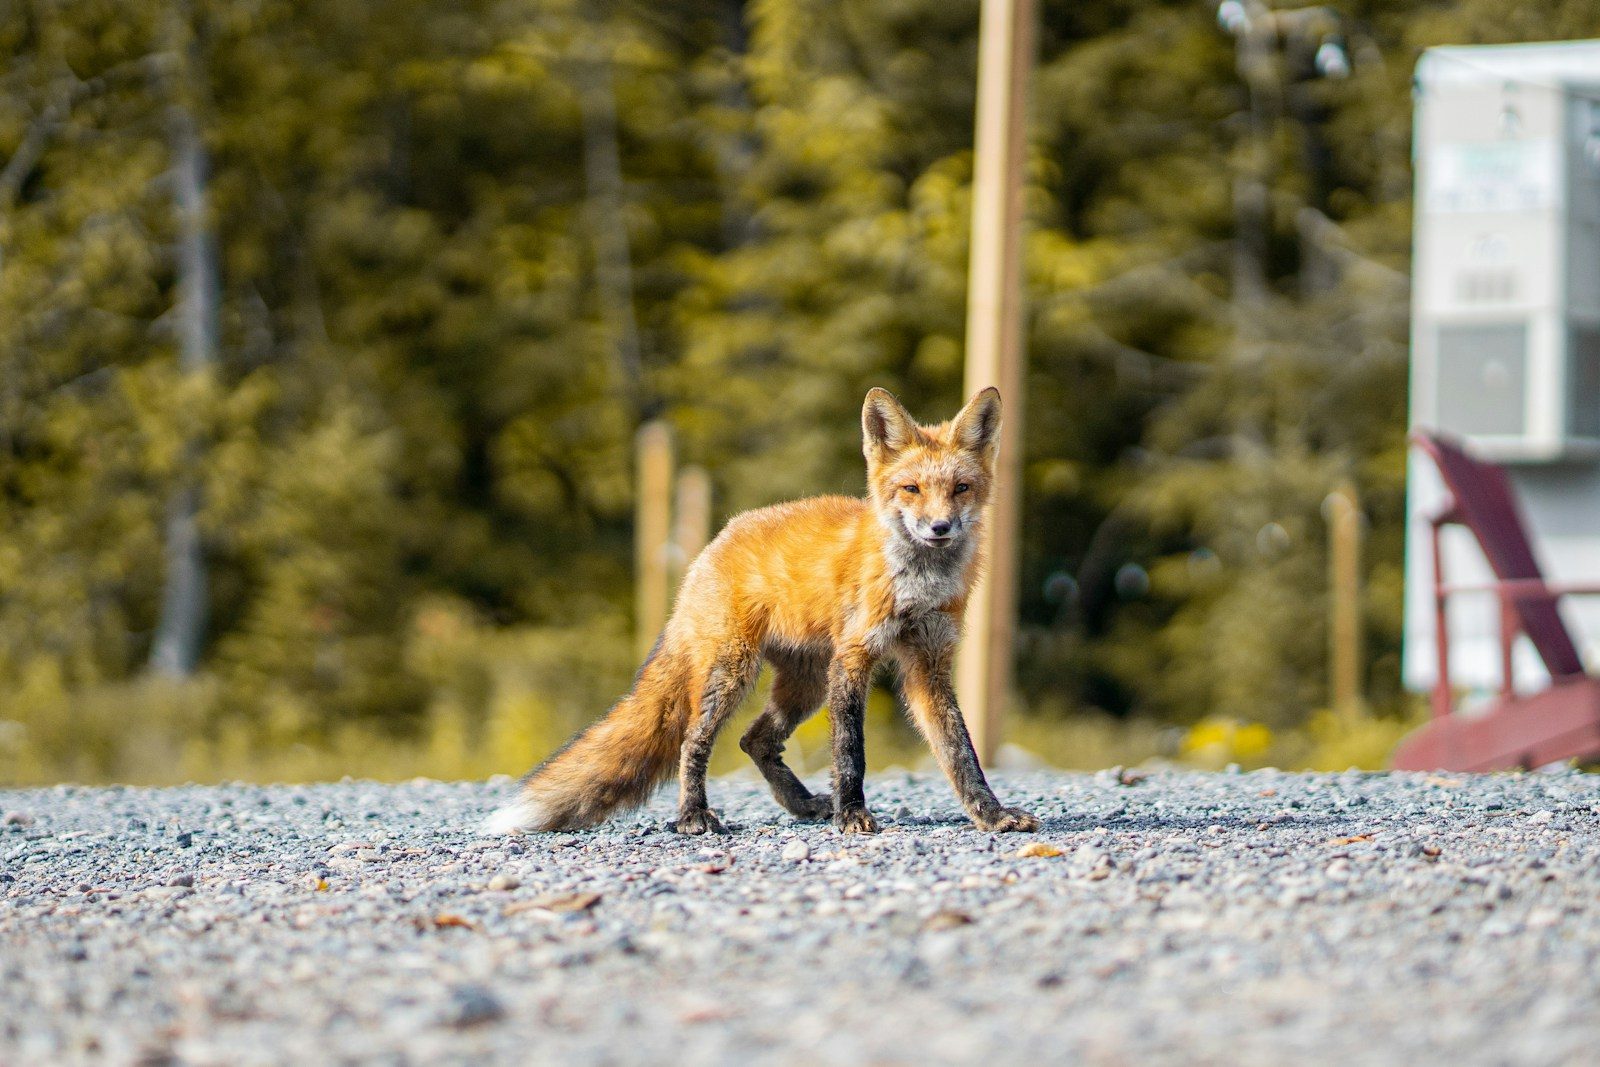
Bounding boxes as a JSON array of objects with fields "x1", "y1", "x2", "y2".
[
  {"x1": 1436, "y1": 322, "x2": 1528, "y2": 437},
  {"x1": 1455, "y1": 271, "x2": 1517, "y2": 303},
  {"x1": 1570, "y1": 322, "x2": 1600, "y2": 439}
]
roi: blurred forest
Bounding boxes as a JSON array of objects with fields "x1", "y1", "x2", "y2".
[{"x1": 3, "y1": 0, "x2": 1597, "y2": 786}]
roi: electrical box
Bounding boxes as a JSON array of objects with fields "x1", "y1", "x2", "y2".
[{"x1": 1411, "y1": 41, "x2": 1600, "y2": 462}]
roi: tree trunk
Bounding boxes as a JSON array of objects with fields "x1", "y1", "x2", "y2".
[
  {"x1": 148, "y1": 104, "x2": 216, "y2": 678},
  {"x1": 578, "y1": 54, "x2": 643, "y2": 411},
  {"x1": 712, "y1": 0, "x2": 759, "y2": 249}
]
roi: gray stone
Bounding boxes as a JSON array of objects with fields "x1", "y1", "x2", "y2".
[{"x1": 443, "y1": 984, "x2": 505, "y2": 1029}]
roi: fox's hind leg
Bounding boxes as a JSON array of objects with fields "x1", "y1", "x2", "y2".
[
  {"x1": 740, "y1": 648, "x2": 832, "y2": 821},
  {"x1": 673, "y1": 643, "x2": 760, "y2": 835}
]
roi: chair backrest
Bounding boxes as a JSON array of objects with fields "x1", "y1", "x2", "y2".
[{"x1": 1414, "y1": 431, "x2": 1587, "y2": 679}]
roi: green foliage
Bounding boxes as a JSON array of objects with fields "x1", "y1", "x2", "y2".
[{"x1": 5, "y1": 0, "x2": 1591, "y2": 784}]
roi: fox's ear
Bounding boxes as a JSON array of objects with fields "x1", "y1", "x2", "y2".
[
  {"x1": 951, "y1": 386, "x2": 1002, "y2": 458},
  {"x1": 862, "y1": 388, "x2": 917, "y2": 458}
]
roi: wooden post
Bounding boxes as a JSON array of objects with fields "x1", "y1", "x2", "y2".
[
  {"x1": 956, "y1": 0, "x2": 1034, "y2": 766},
  {"x1": 1429, "y1": 517, "x2": 1452, "y2": 721},
  {"x1": 635, "y1": 422, "x2": 673, "y2": 662},
  {"x1": 672, "y1": 465, "x2": 713, "y2": 592},
  {"x1": 1324, "y1": 479, "x2": 1365, "y2": 719},
  {"x1": 1497, "y1": 591, "x2": 1518, "y2": 702}
]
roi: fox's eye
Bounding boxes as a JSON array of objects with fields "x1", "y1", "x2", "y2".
[
  {"x1": 901, "y1": 484, "x2": 919, "y2": 495},
  {"x1": 954, "y1": 483, "x2": 970, "y2": 495}
]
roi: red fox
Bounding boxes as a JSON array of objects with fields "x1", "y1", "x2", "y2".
[{"x1": 486, "y1": 387, "x2": 1038, "y2": 836}]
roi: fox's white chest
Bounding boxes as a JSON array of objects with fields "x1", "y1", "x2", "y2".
[
  {"x1": 882, "y1": 537, "x2": 972, "y2": 616},
  {"x1": 891, "y1": 562, "x2": 966, "y2": 615}
]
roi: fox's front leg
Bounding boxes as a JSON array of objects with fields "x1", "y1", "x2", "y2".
[
  {"x1": 900, "y1": 649, "x2": 1038, "y2": 833},
  {"x1": 826, "y1": 650, "x2": 879, "y2": 834}
]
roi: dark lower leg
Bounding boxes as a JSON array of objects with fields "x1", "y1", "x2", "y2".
[
  {"x1": 676, "y1": 718, "x2": 722, "y2": 831},
  {"x1": 919, "y1": 694, "x2": 1003, "y2": 818},
  {"x1": 740, "y1": 660, "x2": 829, "y2": 819},
  {"x1": 903, "y1": 661, "x2": 1037, "y2": 832},
  {"x1": 828, "y1": 661, "x2": 877, "y2": 833},
  {"x1": 675, "y1": 651, "x2": 756, "y2": 833},
  {"x1": 741, "y1": 702, "x2": 830, "y2": 819}
]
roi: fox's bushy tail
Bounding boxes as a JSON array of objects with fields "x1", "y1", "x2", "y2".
[{"x1": 484, "y1": 642, "x2": 689, "y2": 833}]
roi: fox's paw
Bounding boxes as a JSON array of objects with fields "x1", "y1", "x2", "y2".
[
  {"x1": 672, "y1": 808, "x2": 728, "y2": 835},
  {"x1": 832, "y1": 808, "x2": 881, "y2": 835},
  {"x1": 787, "y1": 793, "x2": 833, "y2": 822},
  {"x1": 973, "y1": 806, "x2": 1039, "y2": 833}
]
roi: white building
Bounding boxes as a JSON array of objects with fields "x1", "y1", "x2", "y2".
[{"x1": 1405, "y1": 40, "x2": 1600, "y2": 695}]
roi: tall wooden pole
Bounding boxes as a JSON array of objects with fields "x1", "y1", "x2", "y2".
[
  {"x1": 671, "y1": 465, "x2": 713, "y2": 591},
  {"x1": 956, "y1": 0, "x2": 1034, "y2": 766},
  {"x1": 635, "y1": 422, "x2": 674, "y2": 661},
  {"x1": 1324, "y1": 479, "x2": 1365, "y2": 719}
]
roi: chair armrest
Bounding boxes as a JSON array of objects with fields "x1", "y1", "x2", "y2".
[{"x1": 1441, "y1": 579, "x2": 1600, "y2": 598}]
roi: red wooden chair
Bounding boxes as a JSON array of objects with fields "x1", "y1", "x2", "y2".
[{"x1": 1393, "y1": 431, "x2": 1600, "y2": 771}]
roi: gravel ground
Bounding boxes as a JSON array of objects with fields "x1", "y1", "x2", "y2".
[{"x1": 3, "y1": 768, "x2": 1599, "y2": 1066}]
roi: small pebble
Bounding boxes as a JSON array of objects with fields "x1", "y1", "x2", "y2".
[
  {"x1": 1072, "y1": 844, "x2": 1108, "y2": 870},
  {"x1": 444, "y1": 985, "x2": 505, "y2": 1029}
]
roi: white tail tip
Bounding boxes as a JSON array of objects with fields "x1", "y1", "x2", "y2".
[{"x1": 482, "y1": 798, "x2": 539, "y2": 835}]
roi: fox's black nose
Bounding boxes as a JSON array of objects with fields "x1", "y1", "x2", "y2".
[{"x1": 930, "y1": 520, "x2": 952, "y2": 537}]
